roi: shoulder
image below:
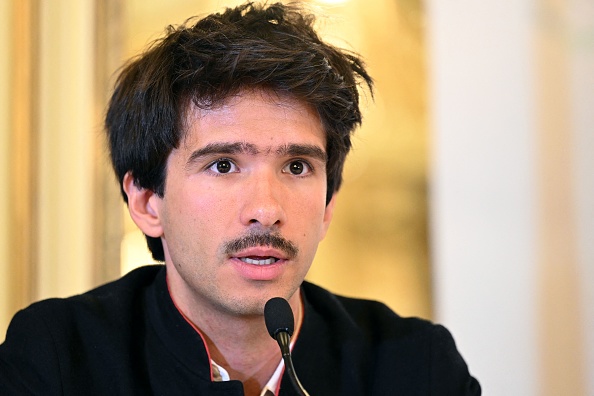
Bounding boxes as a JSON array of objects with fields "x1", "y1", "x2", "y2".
[
  {"x1": 20, "y1": 265, "x2": 163, "y2": 322},
  {"x1": 0, "y1": 265, "x2": 165, "y2": 394},
  {"x1": 300, "y1": 281, "x2": 481, "y2": 395},
  {"x1": 301, "y1": 280, "x2": 432, "y2": 339},
  {"x1": 3, "y1": 265, "x2": 164, "y2": 347}
]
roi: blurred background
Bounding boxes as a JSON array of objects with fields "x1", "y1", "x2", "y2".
[{"x1": 0, "y1": 0, "x2": 592, "y2": 394}]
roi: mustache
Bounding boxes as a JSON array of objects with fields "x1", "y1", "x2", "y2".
[{"x1": 222, "y1": 232, "x2": 299, "y2": 259}]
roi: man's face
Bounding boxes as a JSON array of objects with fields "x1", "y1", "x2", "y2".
[{"x1": 152, "y1": 90, "x2": 335, "y2": 317}]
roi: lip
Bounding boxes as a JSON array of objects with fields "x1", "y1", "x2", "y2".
[
  {"x1": 229, "y1": 247, "x2": 290, "y2": 281},
  {"x1": 230, "y1": 246, "x2": 290, "y2": 261}
]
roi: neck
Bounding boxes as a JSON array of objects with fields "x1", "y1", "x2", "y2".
[
  {"x1": 205, "y1": 318, "x2": 281, "y2": 395},
  {"x1": 167, "y1": 278, "x2": 303, "y2": 394}
]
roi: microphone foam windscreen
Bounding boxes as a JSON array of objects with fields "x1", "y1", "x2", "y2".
[{"x1": 264, "y1": 297, "x2": 295, "y2": 338}]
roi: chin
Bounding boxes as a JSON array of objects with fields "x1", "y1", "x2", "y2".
[{"x1": 225, "y1": 286, "x2": 296, "y2": 316}]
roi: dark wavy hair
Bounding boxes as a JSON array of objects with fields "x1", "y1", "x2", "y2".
[{"x1": 105, "y1": 2, "x2": 373, "y2": 261}]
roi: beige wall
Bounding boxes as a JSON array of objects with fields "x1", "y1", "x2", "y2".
[{"x1": 427, "y1": 0, "x2": 594, "y2": 394}]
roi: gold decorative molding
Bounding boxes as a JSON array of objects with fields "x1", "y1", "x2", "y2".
[{"x1": 9, "y1": 0, "x2": 39, "y2": 313}]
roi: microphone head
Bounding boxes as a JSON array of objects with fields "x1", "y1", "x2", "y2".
[{"x1": 264, "y1": 297, "x2": 295, "y2": 338}]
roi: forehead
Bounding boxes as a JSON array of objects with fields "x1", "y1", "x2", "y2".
[{"x1": 180, "y1": 90, "x2": 325, "y2": 148}]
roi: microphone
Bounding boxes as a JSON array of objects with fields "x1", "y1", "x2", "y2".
[{"x1": 264, "y1": 297, "x2": 310, "y2": 396}]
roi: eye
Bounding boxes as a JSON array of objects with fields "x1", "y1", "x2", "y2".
[
  {"x1": 207, "y1": 159, "x2": 238, "y2": 174},
  {"x1": 283, "y1": 160, "x2": 312, "y2": 176}
]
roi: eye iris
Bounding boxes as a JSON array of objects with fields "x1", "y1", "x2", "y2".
[
  {"x1": 217, "y1": 160, "x2": 231, "y2": 173},
  {"x1": 290, "y1": 162, "x2": 304, "y2": 175}
]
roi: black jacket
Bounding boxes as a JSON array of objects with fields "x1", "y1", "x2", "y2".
[{"x1": 0, "y1": 265, "x2": 480, "y2": 395}]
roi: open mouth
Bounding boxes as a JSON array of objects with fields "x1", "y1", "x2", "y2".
[{"x1": 239, "y1": 257, "x2": 280, "y2": 265}]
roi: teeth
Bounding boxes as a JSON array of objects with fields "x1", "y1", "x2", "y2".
[{"x1": 240, "y1": 257, "x2": 278, "y2": 265}]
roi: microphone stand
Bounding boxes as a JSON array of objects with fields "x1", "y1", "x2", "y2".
[{"x1": 273, "y1": 330, "x2": 310, "y2": 396}]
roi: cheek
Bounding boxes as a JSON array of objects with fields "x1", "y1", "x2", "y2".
[
  {"x1": 177, "y1": 192, "x2": 229, "y2": 231},
  {"x1": 162, "y1": 187, "x2": 211, "y2": 237},
  {"x1": 292, "y1": 195, "x2": 328, "y2": 237},
  {"x1": 161, "y1": 196, "x2": 224, "y2": 264}
]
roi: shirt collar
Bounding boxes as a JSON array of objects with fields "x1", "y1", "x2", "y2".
[{"x1": 211, "y1": 358, "x2": 283, "y2": 396}]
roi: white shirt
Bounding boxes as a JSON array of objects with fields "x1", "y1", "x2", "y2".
[{"x1": 212, "y1": 357, "x2": 283, "y2": 396}]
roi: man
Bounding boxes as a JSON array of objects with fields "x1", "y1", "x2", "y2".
[{"x1": 0, "y1": 2, "x2": 480, "y2": 395}]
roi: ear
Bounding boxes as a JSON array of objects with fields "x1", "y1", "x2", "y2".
[
  {"x1": 320, "y1": 193, "x2": 337, "y2": 240},
  {"x1": 122, "y1": 172, "x2": 164, "y2": 238}
]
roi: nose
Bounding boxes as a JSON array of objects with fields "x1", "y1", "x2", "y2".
[{"x1": 239, "y1": 170, "x2": 287, "y2": 228}]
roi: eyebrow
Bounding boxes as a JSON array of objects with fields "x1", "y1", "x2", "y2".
[
  {"x1": 276, "y1": 144, "x2": 327, "y2": 163},
  {"x1": 186, "y1": 142, "x2": 327, "y2": 168},
  {"x1": 186, "y1": 142, "x2": 258, "y2": 167}
]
